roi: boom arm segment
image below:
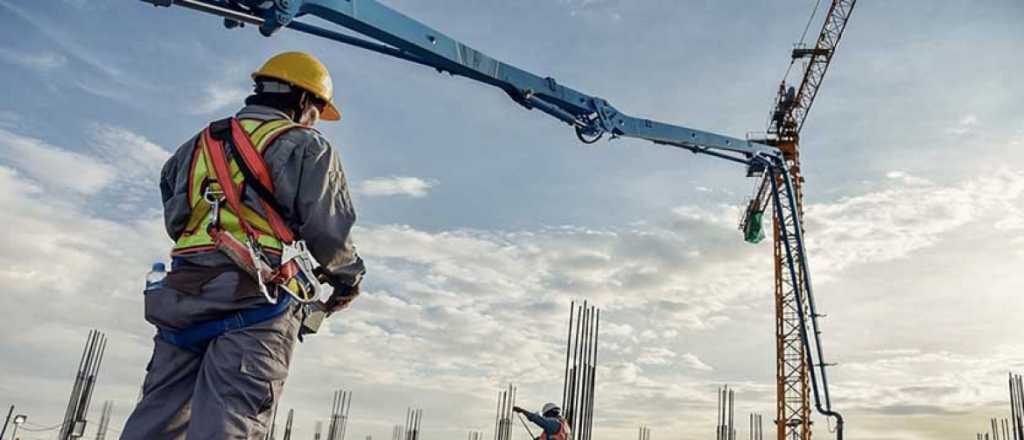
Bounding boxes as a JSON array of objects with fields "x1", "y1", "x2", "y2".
[{"x1": 143, "y1": 0, "x2": 776, "y2": 164}]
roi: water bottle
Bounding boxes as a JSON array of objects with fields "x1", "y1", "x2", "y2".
[{"x1": 145, "y1": 262, "x2": 167, "y2": 291}]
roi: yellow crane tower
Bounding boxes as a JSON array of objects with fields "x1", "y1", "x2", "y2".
[{"x1": 741, "y1": 1, "x2": 857, "y2": 439}]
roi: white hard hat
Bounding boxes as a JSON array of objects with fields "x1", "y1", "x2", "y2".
[{"x1": 541, "y1": 403, "x2": 560, "y2": 415}]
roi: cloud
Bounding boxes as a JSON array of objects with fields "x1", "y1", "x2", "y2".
[
  {"x1": 884, "y1": 170, "x2": 932, "y2": 186},
  {"x1": 0, "y1": 127, "x2": 173, "y2": 435},
  {"x1": 0, "y1": 125, "x2": 169, "y2": 206},
  {"x1": 0, "y1": 163, "x2": 168, "y2": 426},
  {"x1": 804, "y1": 168, "x2": 1024, "y2": 282},
  {"x1": 0, "y1": 127, "x2": 116, "y2": 194},
  {"x1": 357, "y1": 176, "x2": 438, "y2": 197},
  {"x1": 0, "y1": 47, "x2": 67, "y2": 71},
  {"x1": 636, "y1": 347, "x2": 677, "y2": 366},
  {"x1": 679, "y1": 353, "x2": 713, "y2": 372},
  {"x1": 837, "y1": 347, "x2": 1024, "y2": 418},
  {"x1": 192, "y1": 83, "x2": 251, "y2": 114},
  {"x1": 559, "y1": 0, "x2": 621, "y2": 19},
  {"x1": 947, "y1": 114, "x2": 979, "y2": 136},
  {"x1": 0, "y1": 0, "x2": 150, "y2": 102},
  {"x1": 88, "y1": 124, "x2": 170, "y2": 183},
  {"x1": 2, "y1": 122, "x2": 1024, "y2": 439}
]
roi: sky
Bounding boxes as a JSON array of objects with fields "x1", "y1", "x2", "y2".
[{"x1": 0, "y1": 0, "x2": 1022, "y2": 439}]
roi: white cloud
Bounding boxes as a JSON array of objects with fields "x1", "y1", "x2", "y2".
[
  {"x1": 2, "y1": 123, "x2": 1024, "y2": 439},
  {"x1": 0, "y1": 0, "x2": 153, "y2": 104},
  {"x1": 0, "y1": 125, "x2": 169, "y2": 203},
  {"x1": 0, "y1": 127, "x2": 116, "y2": 194},
  {"x1": 884, "y1": 170, "x2": 932, "y2": 186},
  {"x1": 560, "y1": 0, "x2": 619, "y2": 18},
  {"x1": 838, "y1": 347, "x2": 1024, "y2": 415},
  {"x1": 0, "y1": 0, "x2": 124, "y2": 81},
  {"x1": 805, "y1": 168, "x2": 1024, "y2": 281},
  {"x1": 89, "y1": 124, "x2": 170, "y2": 182},
  {"x1": 0, "y1": 47, "x2": 66, "y2": 71},
  {"x1": 357, "y1": 176, "x2": 438, "y2": 198},
  {"x1": 0, "y1": 163, "x2": 169, "y2": 425},
  {"x1": 0, "y1": 127, "x2": 172, "y2": 434},
  {"x1": 636, "y1": 347, "x2": 677, "y2": 366},
  {"x1": 192, "y1": 83, "x2": 250, "y2": 114},
  {"x1": 679, "y1": 353, "x2": 713, "y2": 371},
  {"x1": 1011, "y1": 127, "x2": 1024, "y2": 146},
  {"x1": 947, "y1": 113, "x2": 978, "y2": 136}
]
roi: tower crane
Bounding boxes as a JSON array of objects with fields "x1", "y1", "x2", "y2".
[
  {"x1": 739, "y1": 2, "x2": 857, "y2": 439},
  {"x1": 139, "y1": 1, "x2": 847, "y2": 438}
]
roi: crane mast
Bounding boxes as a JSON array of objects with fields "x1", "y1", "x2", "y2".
[{"x1": 752, "y1": 2, "x2": 857, "y2": 439}]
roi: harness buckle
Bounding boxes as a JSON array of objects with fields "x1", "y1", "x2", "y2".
[{"x1": 280, "y1": 240, "x2": 327, "y2": 304}]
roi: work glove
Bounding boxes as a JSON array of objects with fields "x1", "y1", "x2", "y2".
[
  {"x1": 512, "y1": 406, "x2": 524, "y2": 414},
  {"x1": 314, "y1": 266, "x2": 362, "y2": 314},
  {"x1": 324, "y1": 281, "x2": 361, "y2": 314}
]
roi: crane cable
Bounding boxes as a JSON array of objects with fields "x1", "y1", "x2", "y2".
[
  {"x1": 516, "y1": 413, "x2": 536, "y2": 439},
  {"x1": 783, "y1": 0, "x2": 824, "y2": 81},
  {"x1": 768, "y1": 0, "x2": 824, "y2": 131},
  {"x1": 798, "y1": 0, "x2": 824, "y2": 48}
]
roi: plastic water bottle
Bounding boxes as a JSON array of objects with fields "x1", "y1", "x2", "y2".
[{"x1": 145, "y1": 262, "x2": 167, "y2": 290}]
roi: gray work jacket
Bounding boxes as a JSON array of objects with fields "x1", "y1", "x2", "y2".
[{"x1": 160, "y1": 105, "x2": 365, "y2": 289}]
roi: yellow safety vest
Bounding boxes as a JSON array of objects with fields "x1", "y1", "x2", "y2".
[{"x1": 171, "y1": 118, "x2": 299, "y2": 257}]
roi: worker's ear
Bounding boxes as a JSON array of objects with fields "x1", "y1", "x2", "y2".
[{"x1": 298, "y1": 92, "x2": 321, "y2": 127}]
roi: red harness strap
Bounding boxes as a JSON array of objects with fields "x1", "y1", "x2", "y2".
[
  {"x1": 225, "y1": 118, "x2": 296, "y2": 243},
  {"x1": 201, "y1": 119, "x2": 300, "y2": 286},
  {"x1": 201, "y1": 128, "x2": 259, "y2": 237}
]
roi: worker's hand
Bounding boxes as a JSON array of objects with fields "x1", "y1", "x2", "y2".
[
  {"x1": 314, "y1": 266, "x2": 331, "y2": 284},
  {"x1": 512, "y1": 406, "x2": 524, "y2": 414},
  {"x1": 324, "y1": 282, "x2": 361, "y2": 314}
]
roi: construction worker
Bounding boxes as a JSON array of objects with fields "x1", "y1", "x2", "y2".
[
  {"x1": 122, "y1": 51, "x2": 365, "y2": 439},
  {"x1": 513, "y1": 403, "x2": 570, "y2": 440}
]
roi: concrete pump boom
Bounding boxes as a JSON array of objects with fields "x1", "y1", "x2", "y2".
[{"x1": 138, "y1": 1, "x2": 844, "y2": 437}]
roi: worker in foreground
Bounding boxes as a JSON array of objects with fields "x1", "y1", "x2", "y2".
[
  {"x1": 122, "y1": 51, "x2": 366, "y2": 439},
  {"x1": 514, "y1": 403, "x2": 570, "y2": 440}
]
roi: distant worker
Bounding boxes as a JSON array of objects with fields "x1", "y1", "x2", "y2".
[
  {"x1": 513, "y1": 403, "x2": 570, "y2": 440},
  {"x1": 122, "y1": 51, "x2": 366, "y2": 439},
  {"x1": 772, "y1": 85, "x2": 797, "y2": 129}
]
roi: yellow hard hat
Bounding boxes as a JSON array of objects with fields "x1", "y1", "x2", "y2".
[{"x1": 252, "y1": 51, "x2": 341, "y2": 121}]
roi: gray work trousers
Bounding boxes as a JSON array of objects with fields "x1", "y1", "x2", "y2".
[{"x1": 121, "y1": 269, "x2": 301, "y2": 440}]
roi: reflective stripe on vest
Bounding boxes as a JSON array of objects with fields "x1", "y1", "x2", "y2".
[
  {"x1": 541, "y1": 419, "x2": 570, "y2": 440},
  {"x1": 171, "y1": 118, "x2": 298, "y2": 256}
]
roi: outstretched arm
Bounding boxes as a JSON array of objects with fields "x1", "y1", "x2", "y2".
[{"x1": 513, "y1": 406, "x2": 560, "y2": 435}]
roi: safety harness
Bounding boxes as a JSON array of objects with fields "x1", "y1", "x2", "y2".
[
  {"x1": 158, "y1": 117, "x2": 325, "y2": 353},
  {"x1": 542, "y1": 419, "x2": 570, "y2": 440},
  {"x1": 192, "y1": 117, "x2": 323, "y2": 304}
]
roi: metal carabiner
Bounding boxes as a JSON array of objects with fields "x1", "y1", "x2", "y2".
[
  {"x1": 203, "y1": 185, "x2": 225, "y2": 224},
  {"x1": 246, "y1": 238, "x2": 277, "y2": 304},
  {"x1": 280, "y1": 240, "x2": 327, "y2": 304}
]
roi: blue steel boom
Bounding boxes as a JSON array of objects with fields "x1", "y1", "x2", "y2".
[
  {"x1": 144, "y1": 0, "x2": 776, "y2": 164},
  {"x1": 139, "y1": 0, "x2": 844, "y2": 437}
]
